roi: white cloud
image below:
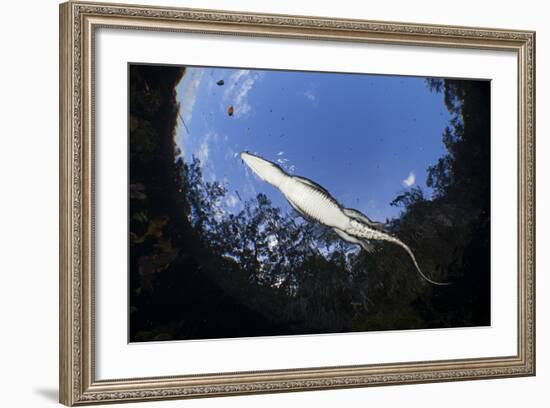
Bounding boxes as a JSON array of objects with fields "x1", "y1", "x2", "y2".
[
  {"x1": 303, "y1": 84, "x2": 319, "y2": 106},
  {"x1": 196, "y1": 131, "x2": 218, "y2": 166},
  {"x1": 197, "y1": 141, "x2": 209, "y2": 165},
  {"x1": 304, "y1": 89, "x2": 317, "y2": 102},
  {"x1": 224, "y1": 147, "x2": 235, "y2": 161},
  {"x1": 224, "y1": 70, "x2": 250, "y2": 97},
  {"x1": 274, "y1": 155, "x2": 296, "y2": 174},
  {"x1": 233, "y1": 79, "x2": 254, "y2": 116},
  {"x1": 222, "y1": 70, "x2": 262, "y2": 118},
  {"x1": 225, "y1": 194, "x2": 239, "y2": 209},
  {"x1": 402, "y1": 171, "x2": 416, "y2": 187},
  {"x1": 177, "y1": 68, "x2": 204, "y2": 125},
  {"x1": 242, "y1": 176, "x2": 257, "y2": 197}
]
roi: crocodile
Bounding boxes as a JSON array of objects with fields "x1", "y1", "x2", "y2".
[{"x1": 240, "y1": 151, "x2": 450, "y2": 286}]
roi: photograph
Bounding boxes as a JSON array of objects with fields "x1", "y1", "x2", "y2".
[{"x1": 128, "y1": 63, "x2": 491, "y2": 342}]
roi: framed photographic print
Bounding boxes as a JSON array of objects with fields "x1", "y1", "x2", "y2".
[{"x1": 59, "y1": 1, "x2": 536, "y2": 405}]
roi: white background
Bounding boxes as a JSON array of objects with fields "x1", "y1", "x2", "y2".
[{"x1": 0, "y1": 0, "x2": 546, "y2": 407}]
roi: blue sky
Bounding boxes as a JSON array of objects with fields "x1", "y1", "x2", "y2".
[{"x1": 175, "y1": 66, "x2": 450, "y2": 222}]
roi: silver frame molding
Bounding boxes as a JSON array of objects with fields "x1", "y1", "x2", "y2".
[{"x1": 59, "y1": 1, "x2": 536, "y2": 405}]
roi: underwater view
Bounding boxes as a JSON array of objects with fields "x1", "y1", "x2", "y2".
[{"x1": 128, "y1": 64, "x2": 491, "y2": 342}]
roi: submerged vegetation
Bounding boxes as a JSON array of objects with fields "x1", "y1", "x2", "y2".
[{"x1": 129, "y1": 65, "x2": 490, "y2": 342}]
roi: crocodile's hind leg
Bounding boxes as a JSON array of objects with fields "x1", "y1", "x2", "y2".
[{"x1": 333, "y1": 228, "x2": 375, "y2": 253}]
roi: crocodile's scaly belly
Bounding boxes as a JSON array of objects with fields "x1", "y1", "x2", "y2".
[{"x1": 281, "y1": 179, "x2": 349, "y2": 229}]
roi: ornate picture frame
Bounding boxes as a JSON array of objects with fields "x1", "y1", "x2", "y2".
[{"x1": 59, "y1": 1, "x2": 535, "y2": 405}]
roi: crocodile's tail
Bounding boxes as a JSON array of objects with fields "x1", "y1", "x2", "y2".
[
  {"x1": 348, "y1": 220, "x2": 451, "y2": 286},
  {"x1": 381, "y1": 234, "x2": 451, "y2": 286}
]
